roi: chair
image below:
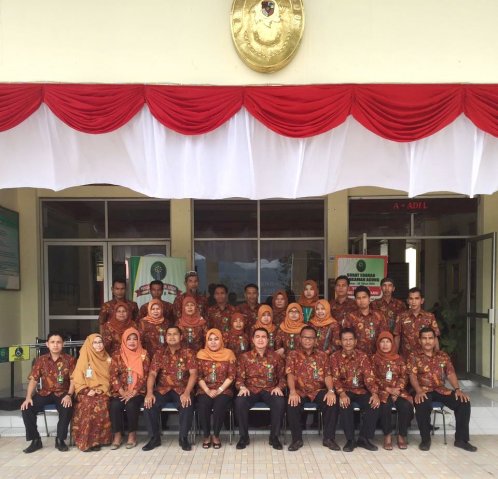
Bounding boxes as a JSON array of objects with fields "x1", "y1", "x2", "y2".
[
  {"x1": 195, "y1": 405, "x2": 235, "y2": 445},
  {"x1": 431, "y1": 401, "x2": 447, "y2": 445},
  {"x1": 160, "y1": 402, "x2": 197, "y2": 444},
  {"x1": 41, "y1": 403, "x2": 57, "y2": 437},
  {"x1": 249, "y1": 401, "x2": 287, "y2": 444}
]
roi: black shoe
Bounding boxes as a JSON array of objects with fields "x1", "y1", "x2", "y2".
[
  {"x1": 90, "y1": 445, "x2": 101, "y2": 451},
  {"x1": 419, "y1": 440, "x2": 431, "y2": 451},
  {"x1": 23, "y1": 438, "x2": 42, "y2": 454},
  {"x1": 271, "y1": 436, "x2": 283, "y2": 450},
  {"x1": 323, "y1": 438, "x2": 340, "y2": 451},
  {"x1": 454, "y1": 441, "x2": 477, "y2": 452},
  {"x1": 356, "y1": 437, "x2": 378, "y2": 451},
  {"x1": 142, "y1": 436, "x2": 161, "y2": 451},
  {"x1": 55, "y1": 438, "x2": 69, "y2": 452},
  {"x1": 287, "y1": 439, "x2": 303, "y2": 451},
  {"x1": 236, "y1": 437, "x2": 250, "y2": 449},
  {"x1": 343, "y1": 440, "x2": 355, "y2": 452},
  {"x1": 180, "y1": 437, "x2": 191, "y2": 451}
]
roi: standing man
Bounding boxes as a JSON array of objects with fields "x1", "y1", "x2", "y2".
[
  {"x1": 330, "y1": 328, "x2": 381, "y2": 452},
  {"x1": 409, "y1": 327, "x2": 476, "y2": 452},
  {"x1": 20, "y1": 333, "x2": 75, "y2": 453},
  {"x1": 138, "y1": 280, "x2": 174, "y2": 324},
  {"x1": 237, "y1": 283, "x2": 261, "y2": 333},
  {"x1": 371, "y1": 277, "x2": 407, "y2": 333},
  {"x1": 207, "y1": 284, "x2": 236, "y2": 333},
  {"x1": 286, "y1": 326, "x2": 339, "y2": 451},
  {"x1": 142, "y1": 326, "x2": 197, "y2": 451},
  {"x1": 173, "y1": 271, "x2": 208, "y2": 321},
  {"x1": 329, "y1": 275, "x2": 357, "y2": 327},
  {"x1": 394, "y1": 287, "x2": 440, "y2": 358},
  {"x1": 345, "y1": 286, "x2": 389, "y2": 355},
  {"x1": 235, "y1": 328, "x2": 286, "y2": 450},
  {"x1": 99, "y1": 278, "x2": 139, "y2": 328}
]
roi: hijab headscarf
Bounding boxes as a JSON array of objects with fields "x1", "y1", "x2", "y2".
[
  {"x1": 279, "y1": 303, "x2": 305, "y2": 334},
  {"x1": 72, "y1": 333, "x2": 111, "y2": 395},
  {"x1": 298, "y1": 280, "x2": 319, "y2": 307},
  {"x1": 228, "y1": 312, "x2": 245, "y2": 332},
  {"x1": 254, "y1": 305, "x2": 276, "y2": 333},
  {"x1": 108, "y1": 301, "x2": 133, "y2": 334},
  {"x1": 178, "y1": 296, "x2": 206, "y2": 328},
  {"x1": 374, "y1": 331, "x2": 400, "y2": 361},
  {"x1": 142, "y1": 298, "x2": 165, "y2": 325},
  {"x1": 310, "y1": 299, "x2": 334, "y2": 328},
  {"x1": 120, "y1": 327, "x2": 147, "y2": 390},
  {"x1": 197, "y1": 328, "x2": 236, "y2": 363},
  {"x1": 272, "y1": 289, "x2": 289, "y2": 313}
]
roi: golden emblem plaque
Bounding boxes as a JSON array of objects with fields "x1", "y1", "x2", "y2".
[{"x1": 231, "y1": 0, "x2": 305, "y2": 73}]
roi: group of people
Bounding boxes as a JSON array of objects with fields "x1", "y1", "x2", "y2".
[{"x1": 20, "y1": 272, "x2": 476, "y2": 455}]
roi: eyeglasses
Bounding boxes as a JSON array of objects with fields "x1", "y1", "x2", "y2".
[{"x1": 92, "y1": 340, "x2": 103, "y2": 345}]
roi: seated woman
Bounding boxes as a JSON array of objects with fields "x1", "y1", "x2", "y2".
[
  {"x1": 179, "y1": 296, "x2": 207, "y2": 352},
  {"x1": 109, "y1": 327, "x2": 150, "y2": 450},
  {"x1": 223, "y1": 313, "x2": 250, "y2": 355},
  {"x1": 275, "y1": 303, "x2": 305, "y2": 356},
  {"x1": 196, "y1": 328, "x2": 236, "y2": 449},
  {"x1": 298, "y1": 280, "x2": 319, "y2": 324},
  {"x1": 310, "y1": 299, "x2": 341, "y2": 354},
  {"x1": 71, "y1": 333, "x2": 112, "y2": 452},
  {"x1": 102, "y1": 301, "x2": 133, "y2": 356},
  {"x1": 139, "y1": 298, "x2": 168, "y2": 358},
  {"x1": 252, "y1": 305, "x2": 278, "y2": 350},
  {"x1": 372, "y1": 331, "x2": 413, "y2": 450},
  {"x1": 271, "y1": 289, "x2": 288, "y2": 328}
]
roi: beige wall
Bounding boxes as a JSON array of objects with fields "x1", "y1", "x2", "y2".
[{"x1": 0, "y1": 0, "x2": 497, "y2": 84}]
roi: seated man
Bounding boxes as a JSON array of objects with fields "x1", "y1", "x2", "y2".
[
  {"x1": 142, "y1": 326, "x2": 197, "y2": 452},
  {"x1": 21, "y1": 332, "x2": 75, "y2": 453},
  {"x1": 330, "y1": 328, "x2": 380, "y2": 452},
  {"x1": 235, "y1": 328, "x2": 286, "y2": 450},
  {"x1": 286, "y1": 326, "x2": 339, "y2": 451},
  {"x1": 408, "y1": 327, "x2": 476, "y2": 452}
]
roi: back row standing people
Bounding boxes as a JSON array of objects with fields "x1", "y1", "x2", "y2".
[
  {"x1": 329, "y1": 275, "x2": 358, "y2": 327},
  {"x1": 371, "y1": 277, "x2": 407, "y2": 332},
  {"x1": 173, "y1": 271, "x2": 208, "y2": 320},
  {"x1": 207, "y1": 284, "x2": 236, "y2": 333},
  {"x1": 98, "y1": 279, "x2": 139, "y2": 327},
  {"x1": 138, "y1": 280, "x2": 174, "y2": 323},
  {"x1": 237, "y1": 283, "x2": 261, "y2": 334}
]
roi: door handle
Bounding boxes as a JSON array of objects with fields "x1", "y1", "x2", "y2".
[{"x1": 489, "y1": 308, "x2": 495, "y2": 325}]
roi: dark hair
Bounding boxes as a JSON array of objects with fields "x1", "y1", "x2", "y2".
[
  {"x1": 354, "y1": 285, "x2": 371, "y2": 298},
  {"x1": 149, "y1": 280, "x2": 164, "y2": 288},
  {"x1": 252, "y1": 327, "x2": 269, "y2": 338},
  {"x1": 300, "y1": 326, "x2": 317, "y2": 337},
  {"x1": 380, "y1": 277, "x2": 395, "y2": 286},
  {"x1": 46, "y1": 332, "x2": 64, "y2": 342},
  {"x1": 166, "y1": 325, "x2": 182, "y2": 335},
  {"x1": 340, "y1": 327, "x2": 357, "y2": 339},
  {"x1": 184, "y1": 271, "x2": 199, "y2": 282},
  {"x1": 245, "y1": 283, "x2": 259, "y2": 292},
  {"x1": 335, "y1": 275, "x2": 350, "y2": 286},
  {"x1": 214, "y1": 284, "x2": 228, "y2": 293},
  {"x1": 409, "y1": 287, "x2": 424, "y2": 298},
  {"x1": 419, "y1": 326, "x2": 435, "y2": 338},
  {"x1": 112, "y1": 278, "x2": 126, "y2": 287}
]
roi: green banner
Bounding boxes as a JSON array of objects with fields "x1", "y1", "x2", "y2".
[{"x1": 336, "y1": 255, "x2": 387, "y2": 299}]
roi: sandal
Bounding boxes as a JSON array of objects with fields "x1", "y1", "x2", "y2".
[
  {"x1": 383, "y1": 436, "x2": 393, "y2": 451},
  {"x1": 202, "y1": 438, "x2": 212, "y2": 449},
  {"x1": 212, "y1": 438, "x2": 221, "y2": 449},
  {"x1": 397, "y1": 435, "x2": 407, "y2": 450}
]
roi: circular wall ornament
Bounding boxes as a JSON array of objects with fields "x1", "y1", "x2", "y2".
[{"x1": 231, "y1": 0, "x2": 305, "y2": 73}]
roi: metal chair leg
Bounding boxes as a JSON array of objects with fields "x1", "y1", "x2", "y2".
[
  {"x1": 43, "y1": 411, "x2": 49, "y2": 437},
  {"x1": 442, "y1": 410, "x2": 447, "y2": 445},
  {"x1": 229, "y1": 409, "x2": 233, "y2": 446}
]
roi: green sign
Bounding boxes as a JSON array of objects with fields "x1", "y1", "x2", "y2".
[{"x1": 0, "y1": 347, "x2": 8, "y2": 363}]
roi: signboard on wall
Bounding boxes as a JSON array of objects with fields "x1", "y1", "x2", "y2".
[
  {"x1": 8, "y1": 345, "x2": 30, "y2": 361},
  {"x1": 0, "y1": 205, "x2": 20, "y2": 290},
  {"x1": 335, "y1": 255, "x2": 388, "y2": 299},
  {"x1": 127, "y1": 256, "x2": 186, "y2": 308}
]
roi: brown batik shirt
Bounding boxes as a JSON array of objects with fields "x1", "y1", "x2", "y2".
[
  {"x1": 371, "y1": 297, "x2": 407, "y2": 333},
  {"x1": 407, "y1": 350, "x2": 455, "y2": 396},
  {"x1": 371, "y1": 355, "x2": 411, "y2": 403},
  {"x1": 138, "y1": 300, "x2": 174, "y2": 324},
  {"x1": 344, "y1": 309, "x2": 389, "y2": 355},
  {"x1": 329, "y1": 297, "x2": 357, "y2": 328},
  {"x1": 109, "y1": 352, "x2": 150, "y2": 396},
  {"x1": 207, "y1": 304, "x2": 236, "y2": 333},
  {"x1": 236, "y1": 349, "x2": 286, "y2": 394},
  {"x1": 150, "y1": 347, "x2": 197, "y2": 395},
  {"x1": 98, "y1": 298, "x2": 139, "y2": 326},
  {"x1": 196, "y1": 359, "x2": 236, "y2": 397},
  {"x1": 28, "y1": 353, "x2": 76, "y2": 397}
]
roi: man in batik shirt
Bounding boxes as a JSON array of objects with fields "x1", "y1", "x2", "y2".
[
  {"x1": 207, "y1": 284, "x2": 236, "y2": 333},
  {"x1": 138, "y1": 280, "x2": 173, "y2": 324},
  {"x1": 329, "y1": 275, "x2": 357, "y2": 327},
  {"x1": 172, "y1": 271, "x2": 208, "y2": 321},
  {"x1": 237, "y1": 283, "x2": 261, "y2": 334},
  {"x1": 98, "y1": 278, "x2": 139, "y2": 327},
  {"x1": 371, "y1": 277, "x2": 407, "y2": 332}
]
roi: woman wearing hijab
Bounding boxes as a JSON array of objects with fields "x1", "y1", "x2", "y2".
[
  {"x1": 71, "y1": 333, "x2": 112, "y2": 452},
  {"x1": 252, "y1": 305, "x2": 278, "y2": 350},
  {"x1": 298, "y1": 280, "x2": 319, "y2": 324},
  {"x1": 275, "y1": 303, "x2": 305, "y2": 356},
  {"x1": 102, "y1": 301, "x2": 133, "y2": 356},
  {"x1": 196, "y1": 328, "x2": 236, "y2": 449},
  {"x1": 223, "y1": 312, "x2": 250, "y2": 356},
  {"x1": 372, "y1": 331, "x2": 413, "y2": 450},
  {"x1": 310, "y1": 299, "x2": 341, "y2": 354},
  {"x1": 109, "y1": 327, "x2": 150, "y2": 450},
  {"x1": 178, "y1": 296, "x2": 207, "y2": 352},
  {"x1": 271, "y1": 289, "x2": 288, "y2": 328},
  {"x1": 139, "y1": 298, "x2": 168, "y2": 358}
]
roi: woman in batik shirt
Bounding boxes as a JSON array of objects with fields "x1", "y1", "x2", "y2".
[
  {"x1": 298, "y1": 280, "x2": 319, "y2": 324},
  {"x1": 310, "y1": 299, "x2": 341, "y2": 354},
  {"x1": 275, "y1": 303, "x2": 305, "y2": 356},
  {"x1": 223, "y1": 312, "x2": 250, "y2": 355},
  {"x1": 102, "y1": 301, "x2": 133, "y2": 356},
  {"x1": 178, "y1": 296, "x2": 207, "y2": 352}
]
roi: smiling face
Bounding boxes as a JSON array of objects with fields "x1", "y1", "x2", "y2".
[
  {"x1": 207, "y1": 333, "x2": 221, "y2": 352},
  {"x1": 166, "y1": 327, "x2": 181, "y2": 347},
  {"x1": 115, "y1": 305, "x2": 128, "y2": 322},
  {"x1": 315, "y1": 302, "x2": 326, "y2": 319},
  {"x1": 126, "y1": 333, "x2": 138, "y2": 351},
  {"x1": 92, "y1": 336, "x2": 104, "y2": 353},
  {"x1": 341, "y1": 332, "x2": 357, "y2": 352},
  {"x1": 260, "y1": 310, "x2": 272, "y2": 325},
  {"x1": 150, "y1": 303, "x2": 162, "y2": 319},
  {"x1": 184, "y1": 301, "x2": 196, "y2": 316}
]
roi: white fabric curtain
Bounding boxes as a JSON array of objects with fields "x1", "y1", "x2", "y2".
[{"x1": 1, "y1": 104, "x2": 497, "y2": 199}]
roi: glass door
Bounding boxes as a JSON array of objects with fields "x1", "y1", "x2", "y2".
[{"x1": 467, "y1": 233, "x2": 496, "y2": 387}]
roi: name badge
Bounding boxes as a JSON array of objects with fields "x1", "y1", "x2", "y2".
[
  {"x1": 85, "y1": 366, "x2": 93, "y2": 378},
  {"x1": 386, "y1": 370, "x2": 393, "y2": 381},
  {"x1": 352, "y1": 375, "x2": 359, "y2": 387}
]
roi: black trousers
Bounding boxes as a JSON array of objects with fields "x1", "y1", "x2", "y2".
[
  {"x1": 287, "y1": 390, "x2": 339, "y2": 442},
  {"x1": 379, "y1": 396, "x2": 413, "y2": 436},
  {"x1": 339, "y1": 391, "x2": 379, "y2": 441},
  {"x1": 415, "y1": 391, "x2": 471, "y2": 443},
  {"x1": 22, "y1": 393, "x2": 73, "y2": 441},
  {"x1": 110, "y1": 395, "x2": 144, "y2": 434},
  {"x1": 235, "y1": 390, "x2": 285, "y2": 440},
  {"x1": 196, "y1": 393, "x2": 232, "y2": 437},
  {"x1": 144, "y1": 391, "x2": 194, "y2": 440}
]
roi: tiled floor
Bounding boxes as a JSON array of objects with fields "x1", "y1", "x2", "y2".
[{"x1": 0, "y1": 433, "x2": 496, "y2": 479}]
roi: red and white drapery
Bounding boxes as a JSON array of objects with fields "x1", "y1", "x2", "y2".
[{"x1": 1, "y1": 84, "x2": 498, "y2": 198}]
